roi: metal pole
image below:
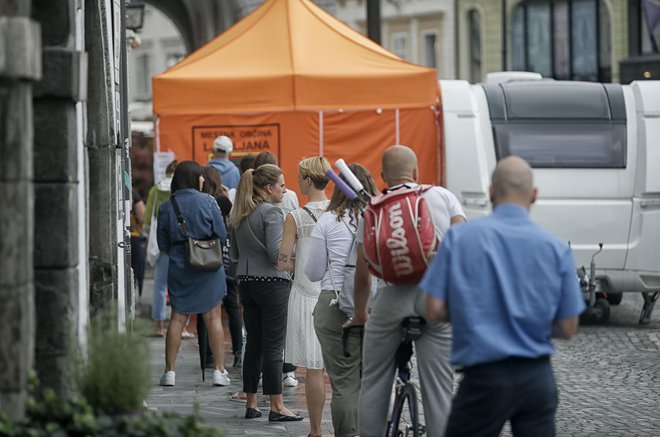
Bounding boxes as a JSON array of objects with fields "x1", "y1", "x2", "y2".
[
  {"x1": 120, "y1": 0, "x2": 133, "y2": 328},
  {"x1": 367, "y1": 0, "x2": 381, "y2": 44},
  {"x1": 501, "y1": 0, "x2": 507, "y2": 71}
]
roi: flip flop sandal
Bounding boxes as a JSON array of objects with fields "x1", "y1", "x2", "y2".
[{"x1": 229, "y1": 391, "x2": 247, "y2": 402}]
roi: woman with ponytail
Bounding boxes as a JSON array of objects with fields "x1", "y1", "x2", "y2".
[{"x1": 229, "y1": 164, "x2": 303, "y2": 422}]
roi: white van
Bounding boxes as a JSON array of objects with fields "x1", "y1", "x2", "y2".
[{"x1": 440, "y1": 74, "x2": 660, "y2": 324}]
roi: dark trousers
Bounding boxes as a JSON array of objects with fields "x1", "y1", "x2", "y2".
[
  {"x1": 222, "y1": 279, "x2": 242, "y2": 354},
  {"x1": 446, "y1": 357, "x2": 558, "y2": 437},
  {"x1": 240, "y1": 279, "x2": 290, "y2": 395},
  {"x1": 130, "y1": 236, "x2": 146, "y2": 297}
]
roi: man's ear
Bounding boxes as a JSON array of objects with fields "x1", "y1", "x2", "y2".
[
  {"x1": 381, "y1": 171, "x2": 387, "y2": 185},
  {"x1": 530, "y1": 187, "x2": 538, "y2": 205},
  {"x1": 413, "y1": 166, "x2": 419, "y2": 182},
  {"x1": 489, "y1": 185, "x2": 496, "y2": 204}
]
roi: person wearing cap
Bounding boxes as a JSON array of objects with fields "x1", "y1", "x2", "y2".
[{"x1": 209, "y1": 135, "x2": 240, "y2": 189}]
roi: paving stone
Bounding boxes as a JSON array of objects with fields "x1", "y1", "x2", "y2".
[{"x1": 143, "y1": 281, "x2": 660, "y2": 436}]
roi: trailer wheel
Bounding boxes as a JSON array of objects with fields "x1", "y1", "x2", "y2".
[
  {"x1": 592, "y1": 298, "x2": 610, "y2": 323},
  {"x1": 606, "y1": 293, "x2": 623, "y2": 306}
]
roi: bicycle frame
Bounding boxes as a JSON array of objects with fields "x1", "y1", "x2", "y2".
[{"x1": 385, "y1": 317, "x2": 426, "y2": 437}]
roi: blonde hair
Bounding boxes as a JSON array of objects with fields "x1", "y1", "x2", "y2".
[
  {"x1": 229, "y1": 164, "x2": 282, "y2": 227},
  {"x1": 298, "y1": 156, "x2": 331, "y2": 190}
]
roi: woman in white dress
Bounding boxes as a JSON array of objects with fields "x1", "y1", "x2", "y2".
[{"x1": 279, "y1": 156, "x2": 331, "y2": 437}]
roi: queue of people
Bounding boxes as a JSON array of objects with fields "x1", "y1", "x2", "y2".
[{"x1": 143, "y1": 135, "x2": 584, "y2": 437}]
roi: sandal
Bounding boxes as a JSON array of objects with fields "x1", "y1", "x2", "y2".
[
  {"x1": 181, "y1": 330, "x2": 196, "y2": 339},
  {"x1": 229, "y1": 391, "x2": 247, "y2": 402}
]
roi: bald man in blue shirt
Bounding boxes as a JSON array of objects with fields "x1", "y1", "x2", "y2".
[{"x1": 420, "y1": 156, "x2": 585, "y2": 437}]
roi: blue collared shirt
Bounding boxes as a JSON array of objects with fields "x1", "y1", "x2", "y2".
[{"x1": 420, "y1": 203, "x2": 585, "y2": 367}]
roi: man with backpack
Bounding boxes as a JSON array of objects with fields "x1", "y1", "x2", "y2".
[{"x1": 350, "y1": 145, "x2": 465, "y2": 437}]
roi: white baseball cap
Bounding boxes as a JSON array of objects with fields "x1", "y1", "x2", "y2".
[{"x1": 213, "y1": 135, "x2": 233, "y2": 153}]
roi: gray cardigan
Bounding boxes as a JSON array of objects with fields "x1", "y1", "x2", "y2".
[{"x1": 230, "y1": 202, "x2": 288, "y2": 279}]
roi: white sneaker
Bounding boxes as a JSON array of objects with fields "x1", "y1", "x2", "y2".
[
  {"x1": 283, "y1": 372, "x2": 298, "y2": 387},
  {"x1": 213, "y1": 369, "x2": 231, "y2": 386},
  {"x1": 160, "y1": 371, "x2": 175, "y2": 386}
]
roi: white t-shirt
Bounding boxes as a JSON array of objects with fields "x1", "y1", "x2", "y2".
[{"x1": 305, "y1": 210, "x2": 356, "y2": 292}]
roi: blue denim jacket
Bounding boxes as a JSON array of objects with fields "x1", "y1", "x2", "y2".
[{"x1": 157, "y1": 188, "x2": 227, "y2": 313}]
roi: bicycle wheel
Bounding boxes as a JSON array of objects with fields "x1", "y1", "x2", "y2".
[{"x1": 386, "y1": 384, "x2": 421, "y2": 437}]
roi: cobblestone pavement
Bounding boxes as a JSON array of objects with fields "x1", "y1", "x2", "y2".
[
  {"x1": 144, "y1": 288, "x2": 660, "y2": 436},
  {"x1": 550, "y1": 293, "x2": 660, "y2": 437}
]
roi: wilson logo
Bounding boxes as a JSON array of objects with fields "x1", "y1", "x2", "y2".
[{"x1": 386, "y1": 202, "x2": 414, "y2": 277}]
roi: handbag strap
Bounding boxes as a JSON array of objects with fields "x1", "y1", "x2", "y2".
[
  {"x1": 302, "y1": 206, "x2": 318, "y2": 223},
  {"x1": 326, "y1": 215, "x2": 355, "y2": 306},
  {"x1": 170, "y1": 195, "x2": 190, "y2": 237},
  {"x1": 245, "y1": 218, "x2": 268, "y2": 252},
  {"x1": 149, "y1": 192, "x2": 157, "y2": 221}
]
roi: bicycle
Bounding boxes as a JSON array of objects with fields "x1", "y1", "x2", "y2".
[{"x1": 385, "y1": 316, "x2": 426, "y2": 437}]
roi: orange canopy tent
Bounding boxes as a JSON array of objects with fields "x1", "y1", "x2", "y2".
[{"x1": 152, "y1": 0, "x2": 442, "y2": 189}]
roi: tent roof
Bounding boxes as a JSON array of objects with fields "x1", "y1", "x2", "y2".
[{"x1": 152, "y1": 0, "x2": 439, "y2": 115}]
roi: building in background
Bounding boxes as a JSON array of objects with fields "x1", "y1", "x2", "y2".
[
  {"x1": 621, "y1": 0, "x2": 660, "y2": 82},
  {"x1": 334, "y1": 0, "x2": 455, "y2": 79},
  {"x1": 456, "y1": 0, "x2": 659, "y2": 84},
  {"x1": 128, "y1": 5, "x2": 186, "y2": 120}
]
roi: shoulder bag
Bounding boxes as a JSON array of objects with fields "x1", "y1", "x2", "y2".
[{"x1": 171, "y1": 195, "x2": 223, "y2": 271}]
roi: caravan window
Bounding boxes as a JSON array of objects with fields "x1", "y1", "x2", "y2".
[
  {"x1": 484, "y1": 82, "x2": 627, "y2": 169},
  {"x1": 493, "y1": 123, "x2": 626, "y2": 168}
]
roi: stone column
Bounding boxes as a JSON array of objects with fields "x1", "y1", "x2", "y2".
[
  {"x1": 0, "y1": 4, "x2": 42, "y2": 421},
  {"x1": 86, "y1": 0, "x2": 119, "y2": 317},
  {"x1": 31, "y1": 0, "x2": 87, "y2": 398}
]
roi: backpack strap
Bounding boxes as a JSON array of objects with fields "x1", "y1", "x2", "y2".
[{"x1": 326, "y1": 215, "x2": 358, "y2": 307}]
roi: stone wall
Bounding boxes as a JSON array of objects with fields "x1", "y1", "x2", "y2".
[
  {"x1": 0, "y1": 2, "x2": 41, "y2": 422},
  {"x1": 31, "y1": 0, "x2": 85, "y2": 399}
]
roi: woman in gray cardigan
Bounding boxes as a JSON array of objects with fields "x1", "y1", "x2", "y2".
[{"x1": 228, "y1": 163, "x2": 303, "y2": 422}]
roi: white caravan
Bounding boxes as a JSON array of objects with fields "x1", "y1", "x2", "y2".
[{"x1": 440, "y1": 74, "x2": 660, "y2": 324}]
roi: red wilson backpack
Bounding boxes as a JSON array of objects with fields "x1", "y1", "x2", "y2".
[{"x1": 362, "y1": 185, "x2": 439, "y2": 285}]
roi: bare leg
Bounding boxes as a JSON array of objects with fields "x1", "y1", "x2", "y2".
[
  {"x1": 165, "y1": 311, "x2": 187, "y2": 371},
  {"x1": 153, "y1": 320, "x2": 164, "y2": 336},
  {"x1": 269, "y1": 394, "x2": 298, "y2": 416},
  {"x1": 246, "y1": 392, "x2": 258, "y2": 410},
  {"x1": 202, "y1": 303, "x2": 226, "y2": 372},
  {"x1": 306, "y1": 368, "x2": 326, "y2": 435}
]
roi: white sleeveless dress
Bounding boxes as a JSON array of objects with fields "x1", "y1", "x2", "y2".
[{"x1": 284, "y1": 200, "x2": 329, "y2": 369}]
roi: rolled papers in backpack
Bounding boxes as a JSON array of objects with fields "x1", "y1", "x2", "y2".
[
  {"x1": 326, "y1": 169, "x2": 358, "y2": 201},
  {"x1": 335, "y1": 159, "x2": 365, "y2": 193}
]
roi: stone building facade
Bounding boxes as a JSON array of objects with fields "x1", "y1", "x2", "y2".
[
  {"x1": 0, "y1": 0, "x2": 240, "y2": 422},
  {"x1": 334, "y1": 0, "x2": 456, "y2": 79},
  {"x1": 456, "y1": 0, "x2": 659, "y2": 84},
  {"x1": 1, "y1": 0, "x2": 131, "y2": 420}
]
